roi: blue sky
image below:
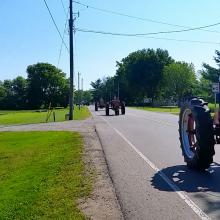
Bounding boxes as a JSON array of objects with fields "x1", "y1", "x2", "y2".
[{"x1": 1, "y1": 0, "x2": 220, "y2": 90}]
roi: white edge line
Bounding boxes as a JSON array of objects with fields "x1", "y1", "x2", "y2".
[{"x1": 101, "y1": 116, "x2": 210, "y2": 220}]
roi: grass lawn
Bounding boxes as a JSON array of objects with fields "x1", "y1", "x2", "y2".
[
  {"x1": 0, "y1": 131, "x2": 93, "y2": 219},
  {"x1": 0, "y1": 106, "x2": 91, "y2": 125},
  {"x1": 131, "y1": 106, "x2": 180, "y2": 114},
  {"x1": 131, "y1": 103, "x2": 216, "y2": 115}
]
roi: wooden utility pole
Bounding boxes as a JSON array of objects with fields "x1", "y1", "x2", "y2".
[
  {"x1": 69, "y1": 0, "x2": 74, "y2": 120},
  {"x1": 117, "y1": 82, "x2": 120, "y2": 100},
  {"x1": 78, "y1": 72, "x2": 81, "y2": 110},
  {"x1": 81, "y1": 77, "x2": 83, "y2": 106}
]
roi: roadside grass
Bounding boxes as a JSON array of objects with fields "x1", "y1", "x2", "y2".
[
  {"x1": 0, "y1": 131, "x2": 93, "y2": 219},
  {"x1": 0, "y1": 106, "x2": 91, "y2": 125},
  {"x1": 208, "y1": 103, "x2": 217, "y2": 112},
  {"x1": 131, "y1": 106, "x2": 180, "y2": 114},
  {"x1": 131, "y1": 103, "x2": 216, "y2": 115}
]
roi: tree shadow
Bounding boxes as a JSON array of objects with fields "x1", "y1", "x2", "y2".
[
  {"x1": 151, "y1": 163, "x2": 220, "y2": 217},
  {"x1": 151, "y1": 163, "x2": 220, "y2": 193}
]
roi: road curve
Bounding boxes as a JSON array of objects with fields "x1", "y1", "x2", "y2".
[{"x1": 91, "y1": 106, "x2": 220, "y2": 220}]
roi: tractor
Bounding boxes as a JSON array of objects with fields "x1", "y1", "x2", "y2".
[
  {"x1": 178, "y1": 95, "x2": 219, "y2": 170},
  {"x1": 95, "y1": 98, "x2": 105, "y2": 111},
  {"x1": 105, "y1": 97, "x2": 125, "y2": 116}
]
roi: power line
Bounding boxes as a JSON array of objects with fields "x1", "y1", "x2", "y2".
[
  {"x1": 57, "y1": 12, "x2": 69, "y2": 67},
  {"x1": 57, "y1": 0, "x2": 69, "y2": 67},
  {"x1": 73, "y1": 0, "x2": 220, "y2": 34},
  {"x1": 76, "y1": 28, "x2": 220, "y2": 45},
  {"x1": 60, "y1": 0, "x2": 68, "y2": 17},
  {"x1": 144, "y1": 36, "x2": 220, "y2": 45},
  {"x1": 43, "y1": 0, "x2": 69, "y2": 51},
  {"x1": 76, "y1": 26, "x2": 220, "y2": 37}
]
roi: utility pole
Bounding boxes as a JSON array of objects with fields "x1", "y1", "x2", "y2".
[
  {"x1": 69, "y1": 0, "x2": 74, "y2": 120},
  {"x1": 117, "y1": 82, "x2": 120, "y2": 100},
  {"x1": 81, "y1": 77, "x2": 83, "y2": 91},
  {"x1": 78, "y1": 72, "x2": 81, "y2": 110},
  {"x1": 81, "y1": 77, "x2": 83, "y2": 106}
]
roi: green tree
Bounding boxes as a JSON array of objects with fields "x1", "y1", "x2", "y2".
[
  {"x1": 0, "y1": 81, "x2": 6, "y2": 108},
  {"x1": 12, "y1": 76, "x2": 27, "y2": 109},
  {"x1": 102, "y1": 76, "x2": 117, "y2": 102},
  {"x1": 162, "y1": 62, "x2": 197, "y2": 103},
  {"x1": 91, "y1": 78, "x2": 103, "y2": 101},
  {"x1": 196, "y1": 77, "x2": 213, "y2": 102},
  {"x1": 91, "y1": 76, "x2": 120, "y2": 103},
  {"x1": 82, "y1": 90, "x2": 93, "y2": 105},
  {"x1": 2, "y1": 80, "x2": 15, "y2": 109},
  {"x1": 116, "y1": 48, "x2": 173, "y2": 104},
  {"x1": 74, "y1": 90, "x2": 93, "y2": 105},
  {"x1": 201, "y1": 50, "x2": 220, "y2": 82},
  {"x1": 0, "y1": 77, "x2": 27, "y2": 109},
  {"x1": 27, "y1": 63, "x2": 69, "y2": 109},
  {"x1": 197, "y1": 50, "x2": 220, "y2": 102}
]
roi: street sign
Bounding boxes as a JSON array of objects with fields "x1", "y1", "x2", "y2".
[{"x1": 212, "y1": 83, "x2": 219, "y2": 93}]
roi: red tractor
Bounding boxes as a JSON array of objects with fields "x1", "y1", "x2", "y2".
[
  {"x1": 95, "y1": 98, "x2": 106, "y2": 111},
  {"x1": 179, "y1": 96, "x2": 219, "y2": 170},
  {"x1": 105, "y1": 98, "x2": 125, "y2": 116}
]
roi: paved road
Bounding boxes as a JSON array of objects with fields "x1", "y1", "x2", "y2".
[{"x1": 91, "y1": 107, "x2": 220, "y2": 220}]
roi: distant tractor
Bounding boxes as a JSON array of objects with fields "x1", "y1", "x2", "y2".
[
  {"x1": 105, "y1": 97, "x2": 125, "y2": 116},
  {"x1": 95, "y1": 98, "x2": 105, "y2": 111}
]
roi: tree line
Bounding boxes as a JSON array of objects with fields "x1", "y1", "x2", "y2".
[
  {"x1": 91, "y1": 48, "x2": 220, "y2": 106},
  {"x1": 0, "y1": 63, "x2": 92, "y2": 110},
  {"x1": 1, "y1": 48, "x2": 219, "y2": 109}
]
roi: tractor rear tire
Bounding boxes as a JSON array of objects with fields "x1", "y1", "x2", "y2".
[
  {"x1": 106, "y1": 104, "x2": 109, "y2": 116},
  {"x1": 179, "y1": 98, "x2": 215, "y2": 170},
  {"x1": 121, "y1": 103, "x2": 125, "y2": 115},
  {"x1": 95, "y1": 102, "x2": 98, "y2": 111}
]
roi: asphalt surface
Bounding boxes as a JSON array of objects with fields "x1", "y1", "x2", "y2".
[{"x1": 91, "y1": 107, "x2": 220, "y2": 220}]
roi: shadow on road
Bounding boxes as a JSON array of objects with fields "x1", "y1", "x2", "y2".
[
  {"x1": 98, "y1": 114, "x2": 122, "y2": 117},
  {"x1": 151, "y1": 163, "x2": 220, "y2": 193},
  {"x1": 151, "y1": 163, "x2": 220, "y2": 217}
]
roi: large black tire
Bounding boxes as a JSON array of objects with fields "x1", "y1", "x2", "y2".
[
  {"x1": 115, "y1": 109, "x2": 119, "y2": 116},
  {"x1": 121, "y1": 102, "x2": 125, "y2": 115},
  {"x1": 179, "y1": 98, "x2": 215, "y2": 170},
  {"x1": 95, "y1": 102, "x2": 98, "y2": 111},
  {"x1": 106, "y1": 103, "x2": 109, "y2": 116}
]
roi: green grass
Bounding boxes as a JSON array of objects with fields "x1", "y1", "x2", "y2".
[
  {"x1": 208, "y1": 103, "x2": 218, "y2": 112},
  {"x1": 131, "y1": 106, "x2": 180, "y2": 114},
  {"x1": 131, "y1": 103, "x2": 217, "y2": 115},
  {"x1": 0, "y1": 131, "x2": 93, "y2": 219},
  {"x1": 0, "y1": 106, "x2": 91, "y2": 125}
]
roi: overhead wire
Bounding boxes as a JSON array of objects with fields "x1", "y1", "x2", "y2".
[
  {"x1": 142, "y1": 36, "x2": 220, "y2": 45},
  {"x1": 76, "y1": 28, "x2": 220, "y2": 45},
  {"x1": 73, "y1": 0, "x2": 220, "y2": 34},
  {"x1": 76, "y1": 21, "x2": 220, "y2": 36},
  {"x1": 57, "y1": 0, "x2": 70, "y2": 67},
  {"x1": 60, "y1": 0, "x2": 68, "y2": 17},
  {"x1": 57, "y1": 12, "x2": 69, "y2": 67},
  {"x1": 43, "y1": 0, "x2": 69, "y2": 52}
]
